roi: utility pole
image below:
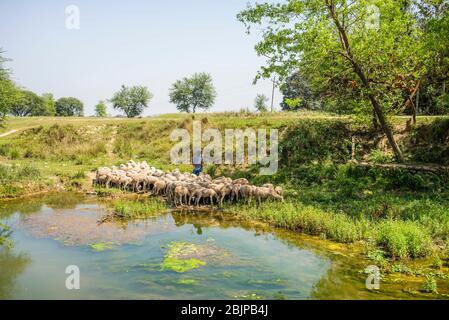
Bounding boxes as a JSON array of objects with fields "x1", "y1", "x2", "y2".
[{"x1": 270, "y1": 76, "x2": 276, "y2": 112}]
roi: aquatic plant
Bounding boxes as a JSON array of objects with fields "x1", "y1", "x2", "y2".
[
  {"x1": 176, "y1": 279, "x2": 197, "y2": 285},
  {"x1": 89, "y1": 242, "x2": 116, "y2": 252},
  {"x1": 161, "y1": 242, "x2": 207, "y2": 273},
  {"x1": 422, "y1": 275, "x2": 438, "y2": 294},
  {"x1": 162, "y1": 257, "x2": 206, "y2": 273}
]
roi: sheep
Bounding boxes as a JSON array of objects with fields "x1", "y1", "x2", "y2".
[
  {"x1": 233, "y1": 178, "x2": 249, "y2": 185},
  {"x1": 174, "y1": 185, "x2": 189, "y2": 206},
  {"x1": 217, "y1": 183, "x2": 233, "y2": 207},
  {"x1": 153, "y1": 179, "x2": 167, "y2": 195},
  {"x1": 95, "y1": 160, "x2": 284, "y2": 208},
  {"x1": 255, "y1": 187, "x2": 284, "y2": 205},
  {"x1": 189, "y1": 188, "x2": 204, "y2": 206},
  {"x1": 240, "y1": 184, "x2": 256, "y2": 203},
  {"x1": 275, "y1": 186, "x2": 283, "y2": 197},
  {"x1": 198, "y1": 188, "x2": 218, "y2": 206},
  {"x1": 231, "y1": 184, "x2": 241, "y2": 202}
]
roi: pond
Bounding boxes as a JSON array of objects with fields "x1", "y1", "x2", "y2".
[{"x1": 0, "y1": 193, "x2": 436, "y2": 299}]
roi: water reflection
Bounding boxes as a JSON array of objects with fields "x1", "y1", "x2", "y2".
[{"x1": 0, "y1": 249, "x2": 31, "y2": 299}]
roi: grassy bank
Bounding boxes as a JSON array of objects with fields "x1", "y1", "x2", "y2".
[{"x1": 1, "y1": 112, "x2": 449, "y2": 268}]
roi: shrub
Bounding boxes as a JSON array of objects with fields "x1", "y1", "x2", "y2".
[
  {"x1": 376, "y1": 220, "x2": 433, "y2": 260},
  {"x1": 368, "y1": 150, "x2": 394, "y2": 164}
]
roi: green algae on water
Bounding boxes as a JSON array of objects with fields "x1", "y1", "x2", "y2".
[
  {"x1": 176, "y1": 279, "x2": 197, "y2": 285},
  {"x1": 90, "y1": 242, "x2": 116, "y2": 252},
  {"x1": 161, "y1": 256, "x2": 206, "y2": 273},
  {"x1": 161, "y1": 241, "x2": 207, "y2": 272}
]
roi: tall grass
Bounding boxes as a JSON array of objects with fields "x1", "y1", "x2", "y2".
[
  {"x1": 226, "y1": 200, "x2": 436, "y2": 260},
  {"x1": 226, "y1": 201, "x2": 362, "y2": 243},
  {"x1": 0, "y1": 163, "x2": 41, "y2": 182},
  {"x1": 113, "y1": 198, "x2": 167, "y2": 219},
  {"x1": 376, "y1": 220, "x2": 433, "y2": 260}
]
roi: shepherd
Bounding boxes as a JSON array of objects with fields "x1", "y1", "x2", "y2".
[{"x1": 192, "y1": 152, "x2": 203, "y2": 176}]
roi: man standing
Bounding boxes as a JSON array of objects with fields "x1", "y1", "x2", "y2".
[{"x1": 192, "y1": 152, "x2": 203, "y2": 176}]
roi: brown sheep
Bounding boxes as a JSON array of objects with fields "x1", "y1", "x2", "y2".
[{"x1": 174, "y1": 185, "x2": 189, "y2": 207}]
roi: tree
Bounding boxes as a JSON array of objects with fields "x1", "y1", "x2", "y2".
[
  {"x1": 254, "y1": 94, "x2": 269, "y2": 112},
  {"x1": 416, "y1": 1, "x2": 449, "y2": 115},
  {"x1": 169, "y1": 72, "x2": 216, "y2": 113},
  {"x1": 55, "y1": 97, "x2": 84, "y2": 116},
  {"x1": 10, "y1": 90, "x2": 46, "y2": 116},
  {"x1": 41, "y1": 93, "x2": 56, "y2": 116},
  {"x1": 0, "y1": 50, "x2": 21, "y2": 122},
  {"x1": 279, "y1": 73, "x2": 321, "y2": 111},
  {"x1": 110, "y1": 85, "x2": 152, "y2": 118},
  {"x1": 238, "y1": 0, "x2": 428, "y2": 162},
  {"x1": 94, "y1": 100, "x2": 107, "y2": 117}
]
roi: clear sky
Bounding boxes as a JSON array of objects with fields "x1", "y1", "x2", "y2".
[{"x1": 0, "y1": 0, "x2": 281, "y2": 116}]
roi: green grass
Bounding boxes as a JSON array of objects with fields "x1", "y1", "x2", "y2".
[
  {"x1": 113, "y1": 198, "x2": 167, "y2": 219},
  {"x1": 225, "y1": 200, "x2": 437, "y2": 261},
  {"x1": 226, "y1": 201, "x2": 362, "y2": 243},
  {"x1": 376, "y1": 220, "x2": 433, "y2": 260},
  {"x1": 0, "y1": 163, "x2": 41, "y2": 182}
]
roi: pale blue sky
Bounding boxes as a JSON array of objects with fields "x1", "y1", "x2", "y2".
[{"x1": 0, "y1": 0, "x2": 281, "y2": 116}]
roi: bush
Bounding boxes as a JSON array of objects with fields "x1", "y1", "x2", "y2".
[
  {"x1": 376, "y1": 220, "x2": 433, "y2": 260},
  {"x1": 368, "y1": 150, "x2": 394, "y2": 164}
]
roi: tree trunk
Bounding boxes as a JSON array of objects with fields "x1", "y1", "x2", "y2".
[
  {"x1": 368, "y1": 95, "x2": 405, "y2": 162},
  {"x1": 326, "y1": 1, "x2": 405, "y2": 163},
  {"x1": 416, "y1": 87, "x2": 420, "y2": 114},
  {"x1": 372, "y1": 109, "x2": 379, "y2": 129}
]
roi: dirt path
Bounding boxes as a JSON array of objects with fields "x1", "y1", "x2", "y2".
[
  {"x1": 0, "y1": 129, "x2": 18, "y2": 137},
  {"x1": 106, "y1": 126, "x2": 118, "y2": 157}
]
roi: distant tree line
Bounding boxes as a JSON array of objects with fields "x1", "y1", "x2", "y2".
[{"x1": 1, "y1": 53, "x2": 218, "y2": 120}]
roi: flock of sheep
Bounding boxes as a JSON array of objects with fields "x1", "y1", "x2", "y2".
[{"x1": 94, "y1": 160, "x2": 283, "y2": 207}]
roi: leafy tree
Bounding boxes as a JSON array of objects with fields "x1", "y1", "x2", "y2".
[
  {"x1": 416, "y1": 1, "x2": 449, "y2": 115},
  {"x1": 9, "y1": 90, "x2": 46, "y2": 116},
  {"x1": 0, "y1": 51, "x2": 21, "y2": 122},
  {"x1": 280, "y1": 73, "x2": 321, "y2": 111},
  {"x1": 169, "y1": 72, "x2": 216, "y2": 113},
  {"x1": 238, "y1": 0, "x2": 428, "y2": 162},
  {"x1": 254, "y1": 94, "x2": 269, "y2": 112},
  {"x1": 110, "y1": 85, "x2": 152, "y2": 118},
  {"x1": 41, "y1": 93, "x2": 56, "y2": 116},
  {"x1": 55, "y1": 97, "x2": 84, "y2": 117},
  {"x1": 95, "y1": 100, "x2": 107, "y2": 117}
]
